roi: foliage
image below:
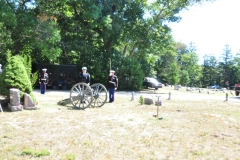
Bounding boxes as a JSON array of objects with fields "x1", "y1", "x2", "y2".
[
  {"x1": 179, "y1": 70, "x2": 190, "y2": 86},
  {"x1": 202, "y1": 55, "x2": 219, "y2": 87},
  {"x1": 165, "y1": 62, "x2": 180, "y2": 85},
  {"x1": 139, "y1": 95, "x2": 144, "y2": 105},
  {"x1": 0, "y1": 53, "x2": 33, "y2": 100},
  {"x1": 0, "y1": 0, "x2": 227, "y2": 90},
  {"x1": 181, "y1": 52, "x2": 202, "y2": 86},
  {"x1": 117, "y1": 57, "x2": 145, "y2": 90},
  {"x1": 20, "y1": 53, "x2": 38, "y2": 90}
]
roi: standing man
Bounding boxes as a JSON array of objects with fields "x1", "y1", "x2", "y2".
[
  {"x1": 39, "y1": 68, "x2": 49, "y2": 94},
  {"x1": 108, "y1": 70, "x2": 118, "y2": 103},
  {"x1": 79, "y1": 67, "x2": 91, "y2": 85}
]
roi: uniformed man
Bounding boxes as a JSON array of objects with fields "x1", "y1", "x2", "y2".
[
  {"x1": 108, "y1": 70, "x2": 118, "y2": 103},
  {"x1": 79, "y1": 67, "x2": 90, "y2": 85},
  {"x1": 39, "y1": 68, "x2": 49, "y2": 94}
]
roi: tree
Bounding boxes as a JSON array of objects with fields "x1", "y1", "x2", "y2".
[
  {"x1": 165, "y1": 62, "x2": 180, "y2": 85},
  {"x1": 179, "y1": 70, "x2": 190, "y2": 86},
  {"x1": 0, "y1": 0, "x2": 215, "y2": 89},
  {"x1": 201, "y1": 55, "x2": 219, "y2": 87},
  {"x1": 181, "y1": 52, "x2": 201, "y2": 87},
  {"x1": 218, "y1": 44, "x2": 234, "y2": 86}
]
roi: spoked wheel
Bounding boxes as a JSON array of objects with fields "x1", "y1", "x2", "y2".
[
  {"x1": 70, "y1": 82, "x2": 93, "y2": 109},
  {"x1": 90, "y1": 83, "x2": 108, "y2": 107}
]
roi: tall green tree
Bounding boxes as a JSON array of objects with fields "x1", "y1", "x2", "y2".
[
  {"x1": 164, "y1": 62, "x2": 180, "y2": 85},
  {"x1": 218, "y1": 44, "x2": 234, "y2": 86},
  {"x1": 181, "y1": 52, "x2": 201, "y2": 86},
  {"x1": 179, "y1": 70, "x2": 190, "y2": 86},
  {"x1": 202, "y1": 55, "x2": 219, "y2": 87},
  {"x1": 0, "y1": 0, "x2": 215, "y2": 89}
]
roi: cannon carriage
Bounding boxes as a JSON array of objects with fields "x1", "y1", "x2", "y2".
[{"x1": 70, "y1": 82, "x2": 108, "y2": 109}]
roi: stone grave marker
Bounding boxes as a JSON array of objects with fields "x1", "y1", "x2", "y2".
[
  {"x1": 8, "y1": 88, "x2": 23, "y2": 111},
  {"x1": 23, "y1": 93, "x2": 37, "y2": 110}
]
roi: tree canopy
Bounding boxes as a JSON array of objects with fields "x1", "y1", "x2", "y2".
[{"x1": 4, "y1": 0, "x2": 240, "y2": 90}]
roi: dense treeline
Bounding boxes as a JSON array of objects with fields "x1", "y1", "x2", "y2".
[{"x1": 1, "y1": 0, "x2": 240, "y2": 90}]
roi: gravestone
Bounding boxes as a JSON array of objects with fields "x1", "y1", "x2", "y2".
[
  {"x1": 144, "y1": 98, "x2": 153, "y2": 105},
  {"x1": 8, "y1": 88, "x2": 23, "y2": 111},
  {"x1": 174, "y1": 85, "x2": 181, "y2": 90},
  {"x1": 23, "y1": 93, "x2": 37, "y2": 110},
  {"x1": 208, "y1": 90, "x2": 214, "y2": 94}
]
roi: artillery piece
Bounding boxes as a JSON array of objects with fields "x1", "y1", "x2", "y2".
[{"x1": 70, "y1": 82, "x2": 108, "y2": 109}]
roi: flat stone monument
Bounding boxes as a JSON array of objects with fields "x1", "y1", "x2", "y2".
[{"x1": 8, "y1": 88, "x2": 23, "y2": 112}]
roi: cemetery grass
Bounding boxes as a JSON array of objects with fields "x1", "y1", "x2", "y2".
[{"x1": 0, "y1": 89, "x2": 240, "y2": 160}]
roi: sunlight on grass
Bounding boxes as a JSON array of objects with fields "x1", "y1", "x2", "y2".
[{"x1": 0, "y1": 88, "x2": 239, "y2": 159}]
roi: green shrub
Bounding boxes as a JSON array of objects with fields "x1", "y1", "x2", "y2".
[
  {"x1": 139, "y1": 95, "x2": 144, "y2": 105},
  {"x1": 21, "y1": 54, "x2": 38, "y2": 90},
  {"x1": 0, "y1": 52, "x2": 33, "y2": 100}
]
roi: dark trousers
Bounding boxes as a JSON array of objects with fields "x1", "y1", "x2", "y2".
[
  {"x1": 108, "y1": 88, "x2": 115, "y2": 102},
  {"x1": 40, "y1": 83, "x2": 46, "y2": 94}
]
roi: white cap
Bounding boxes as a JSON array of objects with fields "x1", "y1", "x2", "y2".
[
  {"x1": 0, "y1": 64, "x2": 1, "y2": 66},
  {"x1": 110, "y1": 70, "x2": 115, "y2": 73},
  {"x1": 82, "y1": 67, "x2": 87, "y2": 70},
  {"x1": 42, "y1": 68, "x2": 47, "y2": 71}
]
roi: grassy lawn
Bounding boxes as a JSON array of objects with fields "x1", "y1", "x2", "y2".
[{"x1": 0, "y1": 88, "x2": 239, "y2": 160}]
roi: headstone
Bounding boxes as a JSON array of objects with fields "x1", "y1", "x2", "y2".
[
  {"x1": 174, "y1": 85, "x2": 181, "y2": 90},
  {"x1": 23, "y1": 93, "x2": 37, "y2": 110},
  {"x1": 144, "y1": 98, "x2": 153, "y2": 105},
  {"x1": 8, "y1": 88, "x2": 23, "y2": 111},
  {"x1": 208, "y1": 90, "x2": 214, "y2": 94}
]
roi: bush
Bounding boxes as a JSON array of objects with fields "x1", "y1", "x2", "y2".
[{"x1": 0, "y1": 53, "x2": 34, "y2": 100}]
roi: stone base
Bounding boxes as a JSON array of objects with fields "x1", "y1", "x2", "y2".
[
  {"x1": 8, "y1": 103, "x2": 23, "y2": 112},
  {"x1": 23, "y1": 106, "x2": 37, "y2": 110}
]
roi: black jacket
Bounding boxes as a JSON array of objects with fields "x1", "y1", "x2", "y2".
[{"x1": 108, "y1": 75, "x2": 118, "y2": 88}]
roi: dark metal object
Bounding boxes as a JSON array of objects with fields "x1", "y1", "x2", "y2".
[{"x1": 32, "y1": 63, "x2": 78, "y2": 90}]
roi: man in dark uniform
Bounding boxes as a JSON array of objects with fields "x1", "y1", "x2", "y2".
[
  {"x1": 39, "y1": 68, "x2": 49, "y2": 94},
  {"x1": 79, "y1": 67, "x2": 90, "y2": 85},
  {"x1": 108, "y1": 70, "x2": 118, "y2": 103}
]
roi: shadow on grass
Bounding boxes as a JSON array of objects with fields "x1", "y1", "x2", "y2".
[
  {"x1": 230, "y1": 96, "x2": 240, "y2": 100},
  {"x1": 137, "y1": 89, "x2": 169, "y2": 95},
  {"x1": 0, "y1": 97, "x2": 12, "y2": 112},
  {"x1": 57, "y1": 98, "x2": 89, "y2": 110}
]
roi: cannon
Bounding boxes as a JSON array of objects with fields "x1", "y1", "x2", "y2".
[{"x1": 70, "y1": 82, "x2": 108, "y2": 109}]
